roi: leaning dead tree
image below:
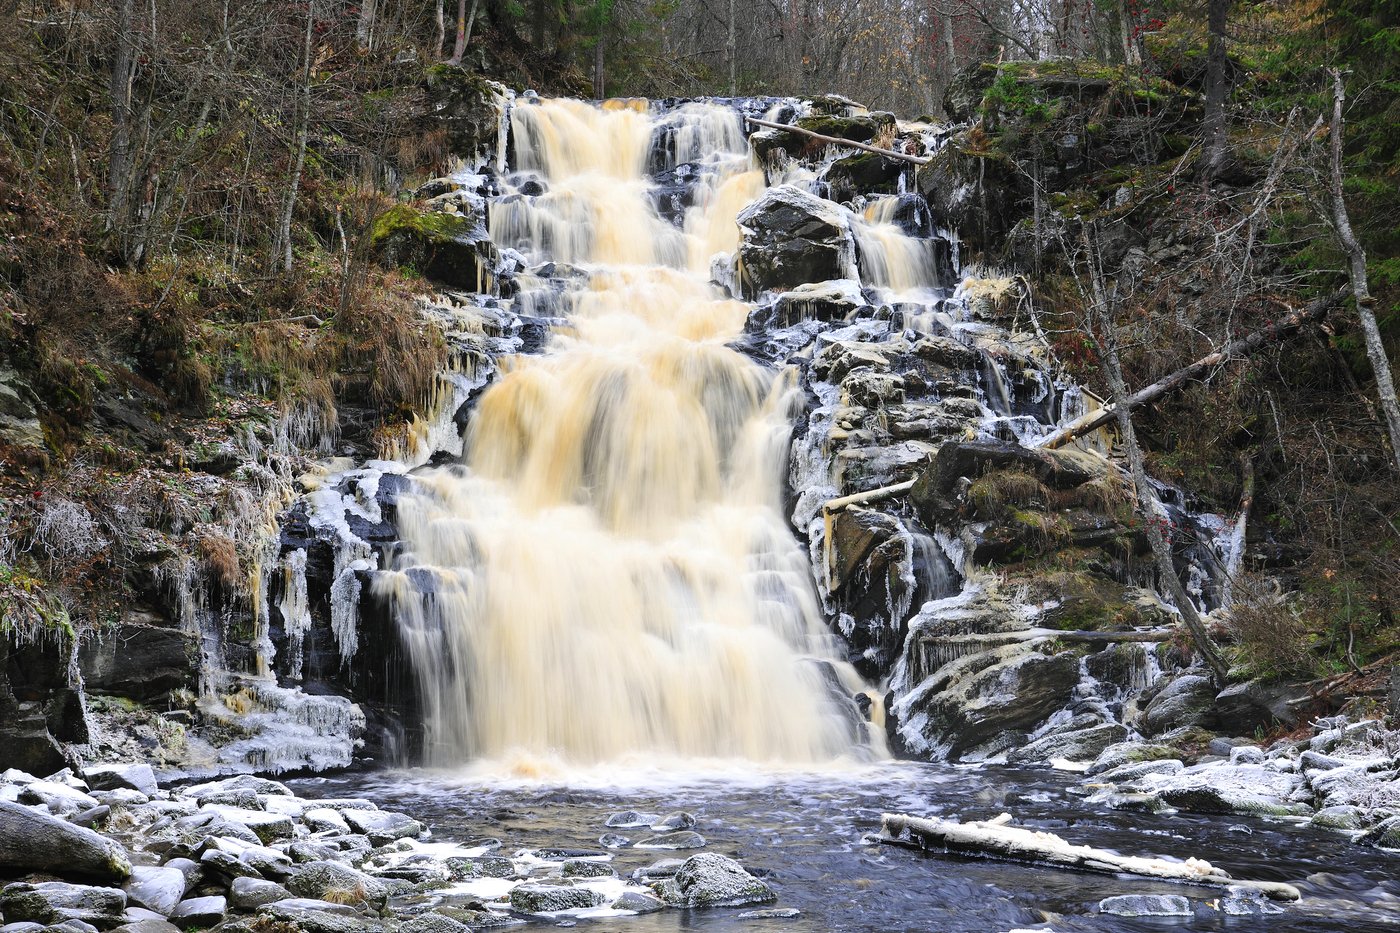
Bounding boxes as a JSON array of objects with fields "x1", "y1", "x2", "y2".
[
  {"x1": 1036, "y1": 287, "x2": 1349, "y2": 450},
  {"x1": 1326, "y1": 69, "x2": 1400, "y2": 476},
  {"x1": 1077, "y1": 225, "x2": 1231, "y2": 685}
]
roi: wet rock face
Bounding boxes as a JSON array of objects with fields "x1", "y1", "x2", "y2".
[
  {"x1": 737, "y1": 185, "x2": 853, "y2": 297},
  {"x1": 422, "y1": 68, "x2": 505, "y2": 161},
  {"x1": 1, "y1": 630, "x2": 88, "y2": 775},
  {"x1": 78, "y1": 622, "x2": 197, "y2": 704}
]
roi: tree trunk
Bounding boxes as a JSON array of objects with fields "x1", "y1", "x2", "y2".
[
  {"x1": 1201, "y1": 0, "x2": 1231, "y2": 182},
  {"x1": 593, "y1": 26, "x2": 606, "y2": 98},
  {"x1": 727, "y1": 0, "x2": 736, "y2": 95},
  {"x1": 448, "y1": 0, "x2": 467, "y2": 64},
  {"x1": 356, "y1": 0, "x2": 378, "y2": 49},
  {"x1": 1328, "y1": 69, "x2": 1400, "y2": 476},
  {"x1": 434, "y1": 0, "x2": 446, "y2": 59},
  {"x1": 274, "y1": 0, "x2": 315, "y2": 274},
  {"x1": 1080, "y1": 227, "x2": 1231, "y2": 686},
  {"x1": 106, "y1": 0, "x2": 137, "y2": 238}
]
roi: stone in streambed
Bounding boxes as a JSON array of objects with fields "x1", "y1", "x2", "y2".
[
  {"x1": 650, "y1": 811, "x2": 696, "y2": 831},
  {"x1": 0, "y1": 882, "x2": 127, "y2": 927},
  {"x1": 1098, "y1": 894, "x2": 1192, "y2": 917},
  {"x1": 636, "y1": 831, "x2": 705, "y2": 849},
  {"x1": 443, "y1": 856, "x2": 514, "y2": 880},
  {"x1": 340, "y1": 809, "x2": 423, "y2": 844},
  {"x1": 561, "y1": 859, "x2": 615, "y2": 879},
  {"x1": 228, "y1": 878, "x2": 290, "y2": 912},
  {"x1": 121, "y1": 868, "x2": 185, "y2": 916},
  {"x1": 0, "y1": 801, "x2": 132, "y2": 882},
  {"x1": 396, "y1": 914, "x2": 472, "y2": 933},
  {"x1": 508, "y1": 885, "x2": 604, "y2": 913},
  {"x1": 197, "y1": 806, "x2": 293, "y2": 843},
  {"x1": 109, "y1": 921, "x2": 180, "y2": 933},
  {"x1": 737, "y1": 908, "x2": 801, "y2": 919},
  {"x1": 673, "y1": 853, "x2": 775, "y2": 908},
  {"x1": 287, "y1": 862, "x2": 388, "y2": 910},
  {"x1": 598, "y1": 833, "x2": 630, "y2": 848},
  {"x1": 604, "y1": 811, "x2": 655, "y2": 828},
  {"x1": 82, "y1": 765, "x2": 158, "y2": 798},
  {"x1": 167, "y1": 896, "x2": 225, "y2": 927},
  {"x1": 610, "y1": 891, "x2": 665, "y2": 914},
  {"x1": 18, "y1": 780, "x2": 99, "y2": 814}
]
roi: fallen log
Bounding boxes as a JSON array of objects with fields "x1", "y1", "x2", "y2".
[
  {"x1": 744, "y1": 116, "x2": 932, "y2": 165},
  {"x1": 918, "y1": 626, "x2": 1176, "y2": 647},
  {"x1": 1035, "y1": 287, "x2": 1350, "y2": 450},
  {"x1": 880, "y1": 812, "x2": 1301, "y2": 901}
]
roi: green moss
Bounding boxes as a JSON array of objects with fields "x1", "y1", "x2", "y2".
[{"x1": 370, "y1": 204, "x2": 474, "y2": 245}]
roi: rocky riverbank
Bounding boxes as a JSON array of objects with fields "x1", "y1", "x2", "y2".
[{"x1": 0, "y1": 765, "x2": 785, "y2": 933}]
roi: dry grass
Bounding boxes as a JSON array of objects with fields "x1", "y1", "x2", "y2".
[
  {"x1": 1226, "y1": 574, "x2": 1315, "y2": 679},
  {"x1": 197, "y1": 530, "x2": 242, "y2": 589}
]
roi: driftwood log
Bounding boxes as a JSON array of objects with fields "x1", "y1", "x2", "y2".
[{"x1": 881, "y1": 812, "x2": 1301, "y2": 901}]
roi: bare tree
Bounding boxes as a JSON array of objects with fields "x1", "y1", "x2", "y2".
[
  {"x1": 1326, "y1": 69, "x2": 1400, "y2": 475},
  {"x1": 1201, "y1": 0, "x2": 1231, "y2": 182}
]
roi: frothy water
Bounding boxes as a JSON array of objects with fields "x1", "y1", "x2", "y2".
[{"x1": 374, "y1": 99, "x2": 883, "y2": 766}]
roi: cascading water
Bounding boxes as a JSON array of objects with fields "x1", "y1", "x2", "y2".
[{"x1": 374, "y1": 99, "x2": 877, "y2": 767}]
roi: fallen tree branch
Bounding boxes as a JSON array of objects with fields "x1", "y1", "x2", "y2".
[
  {"x1": 744, "y1": 116, "x2": 931, "y2": 165},
  {"x1": 919, "y1": 626, "x2": 1176, "y2": 647},
  {"x1": 881, "y1": 813, "x2": 1301, "y2": 901},
  {"x1": 1036, "y1": 287, "x2": 1350, "y2": 450}
]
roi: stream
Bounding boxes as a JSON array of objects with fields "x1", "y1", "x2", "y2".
[{"x1": 292, "y1": 764, "x2": 1400, "y2": 932}]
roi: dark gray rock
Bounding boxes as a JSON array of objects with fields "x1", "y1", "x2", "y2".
[
  {"x1": 121, "y1": 868, "x2": 185, "y2": 916},
  {"x1": 82, "y1": 765, "x2": 158, "y2": 798},
  {"x1": 610, "y1": 891, "x2": 665, "y2": 913},
  {"x1": 287, "y1": 862, "x2": 388, "y2": 910},
  {"x1": 167, "y1": 896, "x2": 225, "y2": 927},
  {"x1": 673, "y1": 853, "x2": 775, "y2": 908},
  {"x1": 737, "y1": 908, "x2": 801, "y2": 919},
  {"x1": 1098, "y1": 894, "x2": 1192, "y2": 917},
  {"x1": 0, "y1": 883, "x2": 127, "y2": 928},
  {"x1": 1139, "y1": 673, "x2": 1217, "y2": 737},
  {"x1": 443, "y1": 856, "x2": 513, "y2": 880},
  {"x1": 1007, "y1": 721, "x2": 1128, "y2": 765},
  {"x1": 736, "y1": 185, "x2": 852, "y2": 298},
  {"x1": 507, "y1": 885, "x2": 604, "y2": 913},
  {"x1": 561, "y1": 860, "x2": 615, "y2": 879},
  {"x1": 0, "y1": 801, "x2": 132, "y2": 882},
  {"x1": 340, "y1": 810, "x2": 422, "y2": 845},
  {"x1": 77, "y1": 626, "x2": 197, "y2": 705},
  {"x1": 636, "y1": 831, "x2": 706, "y2": 849},
  {"x1": 396, "y1": 914, "x2": 471, "y2": 933},
  {"x1": 604, "y1": 811, "x2": 655, "y2": 829},
  {"x1": 228, "y1": 879, "x2": 290, "y2": 912},
  {"x1": 1212, "y1": 680, "x2": 1310, "y2": 734}
]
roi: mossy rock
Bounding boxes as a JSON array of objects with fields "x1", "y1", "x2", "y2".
[
  {"x1": 371, "y1": 204, "x2": 497, "y2": 292},
  {"x1": 826, "y1": 151, "x2": 905, "y2": 201},
  {"x1": 422, "y1": 65, "x2": 504, "y2": 159}
]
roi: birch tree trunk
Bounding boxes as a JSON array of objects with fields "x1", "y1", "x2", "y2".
[
  {"x1": 449, "y1": 0, "x2": 468, "y2": 64},
  {"x1": 1328, "y1": 69, "x2": 1400, "y2": 476},
  {"x1": 274, "y1": 0, "x2": 315, "y2": 274},
  {"x1": 106, "y1": 0, "x2": 137, "y2": 238}
]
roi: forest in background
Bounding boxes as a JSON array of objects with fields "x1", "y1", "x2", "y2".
[{"x1": 0, "y1": 0, "x2": 1397, "y2": 704}]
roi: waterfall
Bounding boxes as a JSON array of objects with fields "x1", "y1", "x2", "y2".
[{"x1": 375, "y1": 99, "x2": 876, "y2": 767}]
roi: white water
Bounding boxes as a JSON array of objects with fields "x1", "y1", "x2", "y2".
[{"x1": 375, "y1": 99, "x2": 889, "y2": 768}]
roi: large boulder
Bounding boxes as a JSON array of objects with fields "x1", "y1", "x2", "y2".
[
  {"x1": 0, "y1": 882, "x2": 128, "y2": 928},
  {"x1": 671, "y1": 853, "x2": 776, "y2": 908},
  {"x1": 736, "y1": 185, "x2": 853, "y2": 298},
  {"x1": 121, "y1": 867, "x2": 185, "y2": 916},
  {"x1": 1138, "y1": 673, "x2": 1216, "y2": 737},
  {"x1": 422, "y1": 67, "x2": 505, "y2": 162},
  {"x1": 0, "y1": 800, "x2": 132, "y2": 882},
  {"x1": 508, "y1": 885, "x2": 604, "y2": 913},
  {"x1": 371, "y1": 204, "x2": 498, "y2": 293}
]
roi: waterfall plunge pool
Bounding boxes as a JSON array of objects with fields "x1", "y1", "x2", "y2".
[{"x1": 289, "y1": 762, "x2": 1400, "y2": 932}]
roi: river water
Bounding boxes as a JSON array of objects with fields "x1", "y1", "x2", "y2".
[{"x1": 291, "y1": 763, "x2": 1400, "y2": 932}]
